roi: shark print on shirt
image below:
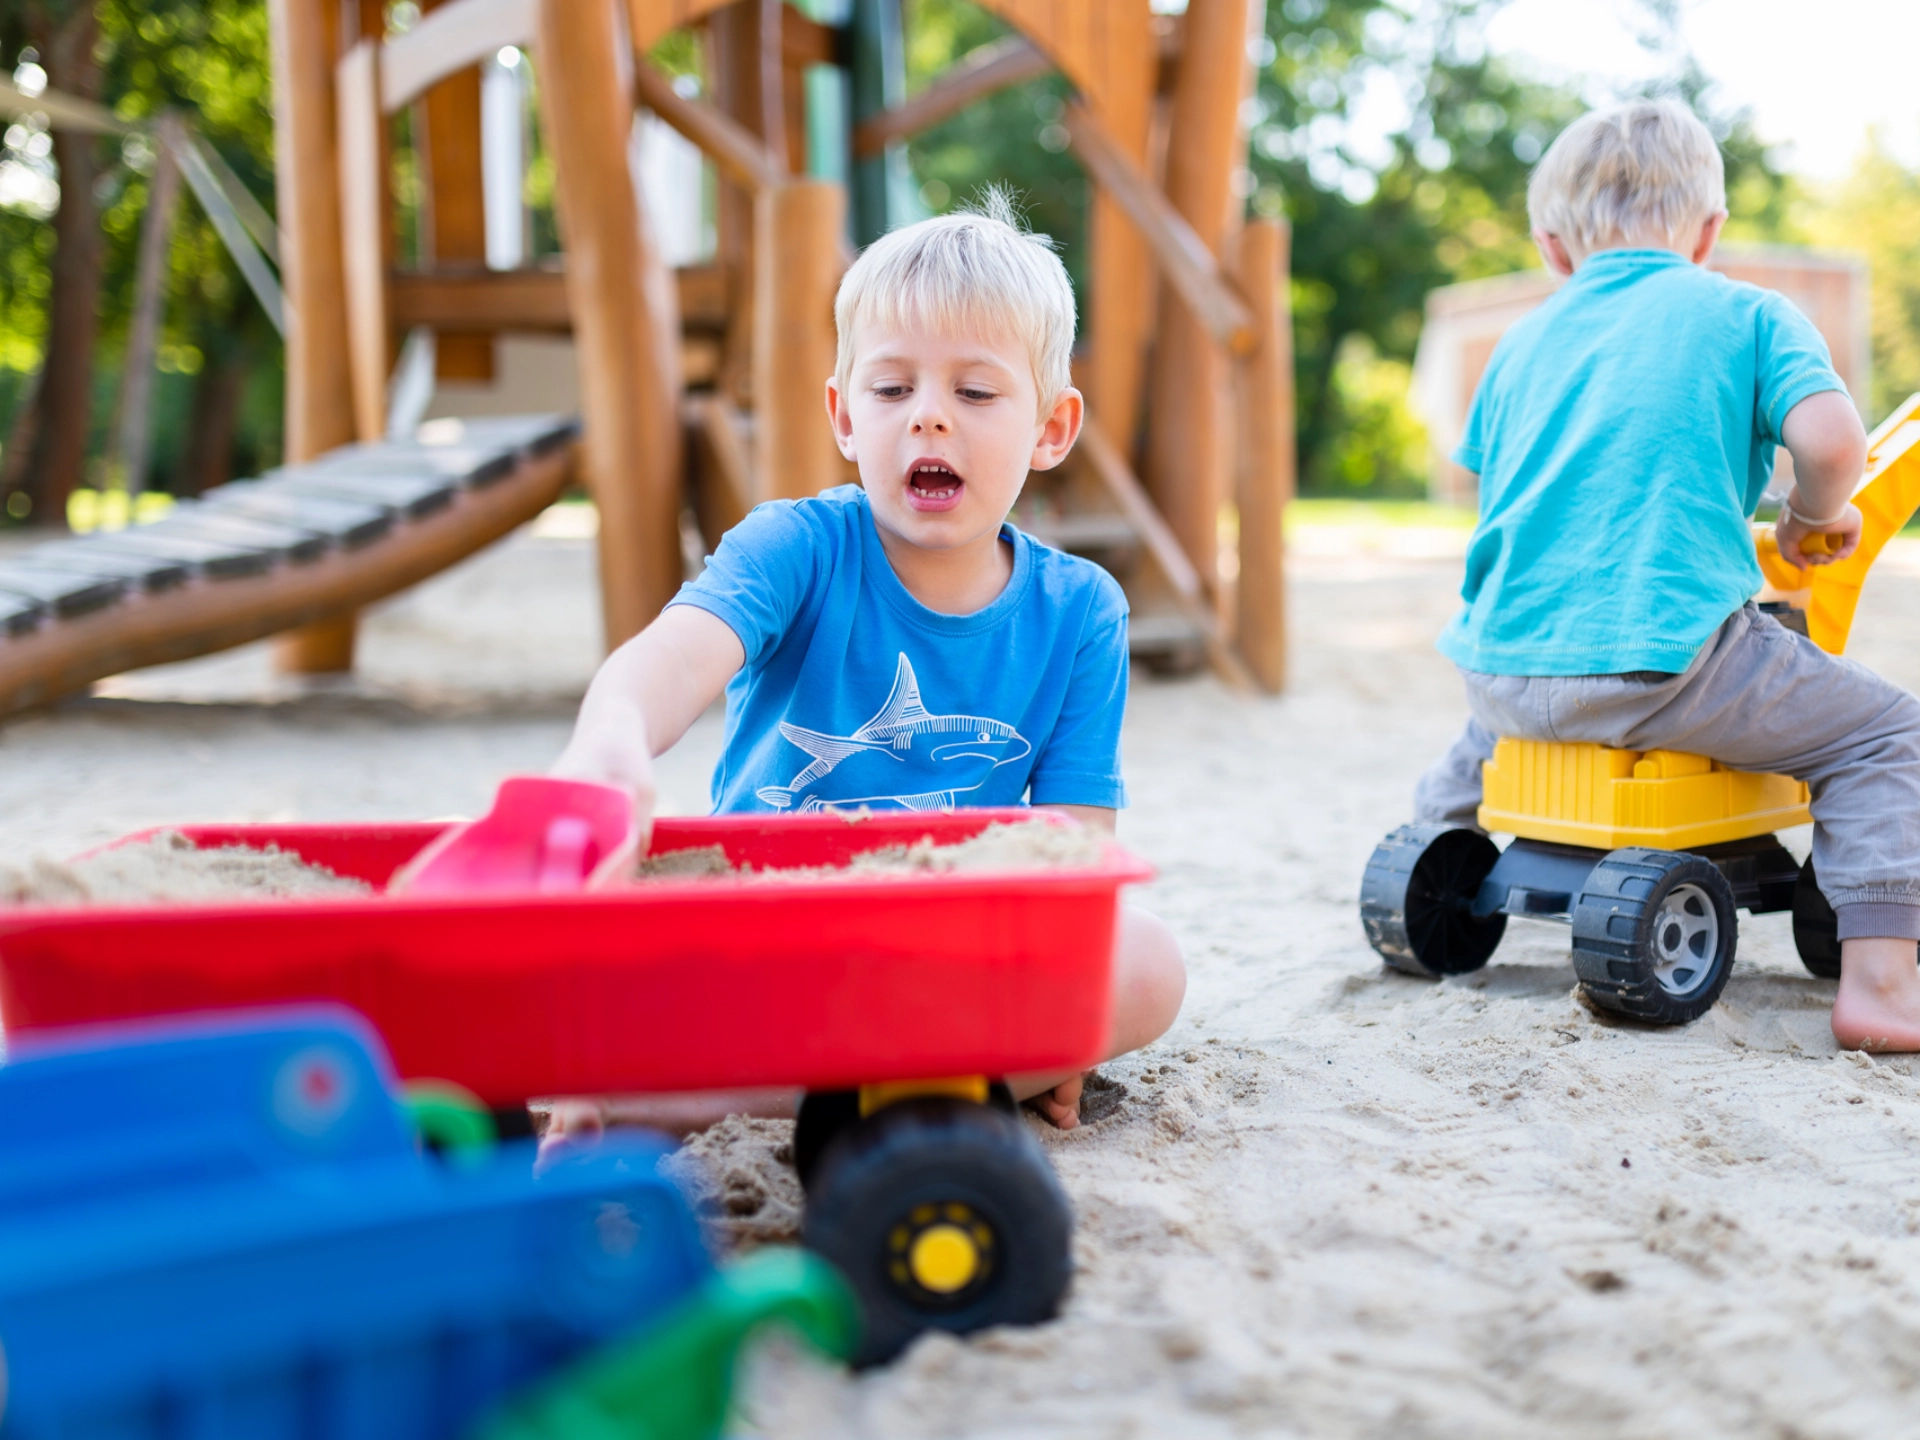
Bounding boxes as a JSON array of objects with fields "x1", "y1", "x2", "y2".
[{"x1": 755, "y1": 652, "x2": 1033, "y2": 813}]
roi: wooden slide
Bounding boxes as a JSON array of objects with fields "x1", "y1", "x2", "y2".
[{"x1": 0, "y1": 414, "x2": 577, "y2": 717}]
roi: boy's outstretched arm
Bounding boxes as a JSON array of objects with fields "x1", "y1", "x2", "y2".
[
  {"x1": 1775, "y1": 390, "x2": 1869, "y2": 568},
  {"x1": 551, "y1": 605, "x2": 745, "y2": 835}
]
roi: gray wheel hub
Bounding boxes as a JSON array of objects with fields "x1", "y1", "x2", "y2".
[{"x1": 1652, "y1": 882, "x2": 1720, "y2": 995}]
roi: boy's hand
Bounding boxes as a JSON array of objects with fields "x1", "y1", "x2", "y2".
[
  {"x1": 551, "y1": 707, "x2": 658, "y2": 842},
  {"x1": 1775, "y1": 500, "x2": 1863, "y2": 569}
]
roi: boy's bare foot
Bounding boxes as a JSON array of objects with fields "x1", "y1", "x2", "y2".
[
  {"x1": 1023, "y1": 1073, "x2": 1085, "y2": 1130},
  {"x1": 1831, "y1": 938, "x2": 1920, "y2": 1051}
]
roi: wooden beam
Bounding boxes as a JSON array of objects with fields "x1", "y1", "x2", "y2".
[
  {"x1": 852, "y1": 35, "x2": 1051, "y2": 158},
  {"x1": 708, "y1": 2, "x2": 767, "y2": 410},
  {"x1": 335, "y1": 40, "x2": 391, "y2": 444},
  {"x1": 1077, "y1": 413, "x2": 1253, "y2": 688},
  {"x1": 1140, "y1": 0, "x2": 1260, "y2": 601},
  {"x1": 1232, "y1": 219, "x2": 1292, "y2": 694},
  {"x1": 758, "y1": 0, "x2": 789, "y2": 176},
  {"x1": 754, "y1": 179, "x2": 848, "y2": 501},
  {"x1": 632, "y1": 58, "x2": 782, "y2": 191},
  {"x1": 268, "y1": 0, "x2": 357, "y2": 465},
  {"x1": 388, "y1": 263, "x2": 728, "y2": 332},
  {"x1": 1062, "y1": 98, "x2": 1254, "y2": 356},
  {"x1": 536, "y1": 0, "x2": 685, "y2": 647},
  {"x1": 381, "y1": 0, "x2": 536, "y2": 113},
  {"x1": 685, "y1": 393, "x2": 756, "y2": 549},
  {"x1": 420, "y1": 1, "x2": 493, "y2": 380}
]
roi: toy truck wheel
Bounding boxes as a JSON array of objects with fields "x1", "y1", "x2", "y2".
[
  {"x1": 802, "y1": 1096, "x2": 1071, "y2": 1366},
  {"x1": 1792, "y1": 858, "x2": 1842, "y2": 979},
  {"x1": 1570, "y1": 850, "x2": 1737, "y2": 1024},
  {"x1": 1360, "y1": 824, "x2": 1507, "y2": 977}
]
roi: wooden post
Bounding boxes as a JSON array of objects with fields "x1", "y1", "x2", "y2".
[
  {"x1": 267, "y1": 0, "x2": 362, "y2": 674},
  {"x1": 754, "y1": 179, "x2": 848, "y2": 501},
  {"x1": 1141, "y1": 0, "x2": 1258, "y2": 602},
  {"x1": 421, "y1": 0, "x2": 493, "y2": 381},
  {"x1": 1081, "y1": 2, "x2": 1158, "y2": 459},
  {"x1": 1233, "y1": 217, "x2": 1292, "y2": 693},
  {"x1": 335, "y1": 41, "x2": 390, "y2": 445},
  {"x1": 536, "y1": 0, "x2": 686, "y2": 647}
]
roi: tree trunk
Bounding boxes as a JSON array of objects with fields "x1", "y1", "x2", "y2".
[{"x1": 23, "y1": 4, "x2": 105, "y2": 529}]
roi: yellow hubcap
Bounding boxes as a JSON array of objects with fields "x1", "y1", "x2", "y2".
[{"x1": 907, "y1": 1223, "x2": 981, "y2": 1294}]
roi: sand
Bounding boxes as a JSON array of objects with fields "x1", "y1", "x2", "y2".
[
  {"x1": 635, "y1": 819, "x2": 1111, "y2": 882},
  {"x1": 12, "y1": 520, "x2": 1920, "y2": 1437},
  {"x1": 0, "y1": 830, "x2": 370, "y2": 906}
]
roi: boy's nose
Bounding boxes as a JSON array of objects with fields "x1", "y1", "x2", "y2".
[{"x1": 909, "y1": 402, "x2": 952, "y2": 434}]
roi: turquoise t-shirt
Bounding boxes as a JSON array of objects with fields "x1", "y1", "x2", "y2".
[
  {"x1": 669, "y1": 486, "x2": 1129, "y2": 814},
  {"x1": 1438, "y1": 248, "x2": 1846, "y2": 675}
]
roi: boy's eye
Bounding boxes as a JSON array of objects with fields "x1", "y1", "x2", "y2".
[
  {"x1": 872, "y1": 385, "x2": 909, "y2": 399},
  {"x1": 959, "y1": 387, "x2": 997, "y2": 402}
]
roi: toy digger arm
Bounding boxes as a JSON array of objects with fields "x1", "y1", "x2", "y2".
[{"x1": 1755, "y1": 392, "x2": 1920, "y2": 655}]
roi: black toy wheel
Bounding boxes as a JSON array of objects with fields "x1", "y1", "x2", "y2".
[
  {"x1": 1360, "y1": 824, "x2": 1507, "y2": 977},
  {"x1": 802, "y1": 1096, "x2": 1071, "y2": 1366},
  {"x1": 1792, "y1": 857, "x2": 1842, "y2": 979},
  {"x1": 1571, "y1": 849, "x2": 1737, "y2": 1024},
  {"x1": 793, "y1": 1090, "x2": 862, "y2": 1191}
]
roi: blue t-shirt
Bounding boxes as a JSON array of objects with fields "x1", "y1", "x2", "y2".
[
  {"x1": 1439, "y1": 249, "x2": 1847, "y2": 675},
  {"x1": 668, "y1": 486, "x2": 1129, "y2": 814}
]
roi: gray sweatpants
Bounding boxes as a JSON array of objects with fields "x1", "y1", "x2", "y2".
[{"x1": 1415, "y1": 602, "x2": 1920, "y2": 941}]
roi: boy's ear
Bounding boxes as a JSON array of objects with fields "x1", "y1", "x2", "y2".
[
  {"x1": 1029, "y1": 385, "x2": 1084, "y2": 473},
  {"x1": 1534, "y1": 229, "x2": 1576, "y2": 278},
  {"x1": 1690, "y1": 209, "x2": 1729, "y2": 265},
  {"x1": 825, "y1": 375, "x2": 857, "y2": 461}
]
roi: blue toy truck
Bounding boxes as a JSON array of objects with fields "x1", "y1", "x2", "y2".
[{"x1": 0, "y1": 1006, "x2": 853, "y2": 1439}]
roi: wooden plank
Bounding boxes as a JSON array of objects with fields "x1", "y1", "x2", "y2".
[
  {"x1": 335, "y1": 41, "x2": 391, "y2": 445},
  {"x1": 1140, "y1": 0, "x2": 1259, "y2": 602},
  {"x1": 1077, "y1": 413, "x2": 1253, "y2": 688},
  {"x1": 1062, "y1": 100, "x2": 1253, "y2": 355},
  {"x1": 0, "y1": 447, "x2": 574, "y2": 717},
  {"x1": 852, "y1": 35, "x2": 1052, "y2": 158},
  {"x1": 758, "y1": 0, "x2": 789, "y2": 175},
  {"x1": 1233, "y1": 218, "x2": 1293, "y2": 694},
  {"x1": 536, "y1": 0, "x2": 686, "y2": 647},
  {"x1": 709, "y1": 2, "x2": 764, "y2": 410},
  {"x1": 632, "y1": 58, "x2": 782, "y2": 191},
  {"x1": 381, "y1": 0, "x2": 536, "y2": 113},
  {"x1": 754, "y1": 180, "x2": 849, "y2": 501},
  {"x1": 420, "y1": 0, "x2": 493, "y2": 380}
]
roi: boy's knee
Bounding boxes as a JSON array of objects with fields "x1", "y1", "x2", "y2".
[{"x1": 1115, "y1": 905, "x2": 1186, "y2": 1052}]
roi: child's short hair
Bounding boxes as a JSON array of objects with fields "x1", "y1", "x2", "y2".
[
  {"x1": 1527, "y1": 99, "x2": 1726, "y2": 256},
  {"x1": 834, "y1": 191, "x2": 1076, "y2": 412}
]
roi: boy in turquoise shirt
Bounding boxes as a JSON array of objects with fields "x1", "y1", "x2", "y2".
[{"x1": 1416, "y1": 100, "x2": 1920, "y2": 1049}]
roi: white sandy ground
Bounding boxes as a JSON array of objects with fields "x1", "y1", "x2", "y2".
[{"x1": 8, "y1": 520, "x2": 1920, "y2": 1438}]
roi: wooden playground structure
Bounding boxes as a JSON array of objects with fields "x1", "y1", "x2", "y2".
[{"x1": 0, "y1": 0, "x2": 1294, "y2": 712}]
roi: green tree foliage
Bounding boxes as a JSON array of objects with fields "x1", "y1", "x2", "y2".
[{"x1": 1800, "y1": 141, "x2": 1920, "y2": 424}]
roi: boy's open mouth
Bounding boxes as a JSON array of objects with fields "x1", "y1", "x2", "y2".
[{"x1": 906, "y1": 461, "x2": 965, "y2": 512}]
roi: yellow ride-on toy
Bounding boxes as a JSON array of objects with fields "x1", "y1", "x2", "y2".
[{"x1": 1363, "y1": 396, "x2": 1920, "y2": 1024}]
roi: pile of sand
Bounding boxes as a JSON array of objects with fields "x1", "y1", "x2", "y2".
[
  {"x1": 635, "y1": 818, "x2": 1110, "y2": 882},
  {"x1": 0, "y1": 830, "x2": 370, "y2": 907}
]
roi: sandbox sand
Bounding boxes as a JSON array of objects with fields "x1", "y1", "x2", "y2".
[
  {"x1": 0, "y1": 830, "x2": 369, "y2": 906},
  {"x1": 12, "y1": 524, "x2": 1920, "y2": 1437},
  {"x1": 636, "y1": 818, "x2": 1110, "y2": 881}
]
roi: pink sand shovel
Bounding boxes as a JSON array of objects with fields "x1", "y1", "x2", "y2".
[{"x1": 389, "y1": 777, "x2": 639, "y2": 896}]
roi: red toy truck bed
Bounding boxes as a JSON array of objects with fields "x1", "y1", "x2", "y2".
[{"x1": 0, "y1": 810, "x2": 1149, "y2": 1106}]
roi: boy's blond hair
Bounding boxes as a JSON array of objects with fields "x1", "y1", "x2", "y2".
[
  {"x1": 1527, "y1": 99, "x2": 1726, "y2": 256},
  {"x1": 834, "y1": 191, "x2": 1076, "y2": 413}
]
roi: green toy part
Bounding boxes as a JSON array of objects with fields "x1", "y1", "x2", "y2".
[
  {"x1": 400, "y1": 1080, "x2": 497, "y2": 1164},
  {"x1": 472, "y1": 1248, "x2": 859, "y2": 1440}
]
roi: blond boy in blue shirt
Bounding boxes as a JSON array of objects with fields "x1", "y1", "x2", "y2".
[{"x1": 1417, "y1": 100, "x2": 1920, "y2": 1049}]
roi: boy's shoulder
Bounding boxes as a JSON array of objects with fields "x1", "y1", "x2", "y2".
[{"x1": 1016, "y1": 527, "x2": 1130, "y2": 622}]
